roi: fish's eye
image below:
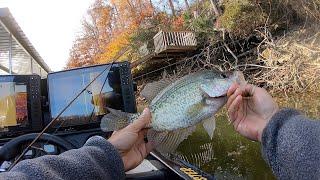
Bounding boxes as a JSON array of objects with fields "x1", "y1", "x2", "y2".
[{"x1": 220, "y1": 73, "x2": 227, "y2": 78}]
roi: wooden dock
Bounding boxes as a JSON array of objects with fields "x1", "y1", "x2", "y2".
[
  {"x1": 153, "y1": 31, "x2": 197, "y2": 54},
  {"x1": 131, "y1": 31, "x2": 198, "y2": 68}
]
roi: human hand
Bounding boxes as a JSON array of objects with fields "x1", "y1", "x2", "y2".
[
  {"x1": 108, "y1": 108, "x2": 153, "y2": 171},
  {"x1": 227, "y1": 83, "x2": 279, "y2": 142}
]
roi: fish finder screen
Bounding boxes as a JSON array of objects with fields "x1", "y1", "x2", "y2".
[
  {"x1": 48, "y1": 65, "x2": 124, "y2": 127},
  {"x1": 0, "y1": 82, "x2": 29, "y2": 131}
]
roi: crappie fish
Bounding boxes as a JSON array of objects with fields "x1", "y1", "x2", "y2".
[{"x1": 101, "y1": 70, "x2": 245, "y2": 152}]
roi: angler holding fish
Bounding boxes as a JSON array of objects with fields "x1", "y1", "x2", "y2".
[
  {"x1": 1, "y1": 71, "x2": 320, "y2": 180},
  {"x1": 101, "y1": 70, "x2": 245, "y2": 152}
]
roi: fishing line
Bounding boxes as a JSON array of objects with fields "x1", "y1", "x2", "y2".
[
  {"x1": 88, "y1": 69, "x2": 110, "y2": 121},
  {"x1": 32, "y1": 116, "x2": 68, "y2": 158},
  {"x1": 31, "y1": 67, "x2": 111, "y2": 159},
  {"x1": 8, "y1": 61, "x2": 117, "y2": 171},
  {"x1": 9, "y1": 4, "x2": 255, "y2": 170}
]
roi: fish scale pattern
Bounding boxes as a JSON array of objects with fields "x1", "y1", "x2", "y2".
[{"x1": 148, "y1": 71, "x2": 234, "y2": 131}]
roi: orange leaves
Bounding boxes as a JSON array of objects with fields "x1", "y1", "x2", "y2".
[
  {"x1": 172, "y1": 15, "x2": 185, "y2": 30},
  {"x1": 111, "y1": 0, "x2": 154, "y2": 26},
  {"x1": 97, "y1": 30, "x2": 131, "y2": 63},
  {"x1": 66, "y1": 0, "x2": 156, "y2": 69}
]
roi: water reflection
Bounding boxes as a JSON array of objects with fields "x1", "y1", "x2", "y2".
[
  {"x1": 175, "y1": 142, "x2": 214, "y2": 169},
  {"x1": 174, "y1": 93, "x2": 320, "y2": 179},
  {"x1": 276, "y1": 92, "x2": 320, "y2": 118}
]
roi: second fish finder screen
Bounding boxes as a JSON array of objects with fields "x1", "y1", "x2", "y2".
[{"x1": 48, "y1": 65, "x2": 124, "y2": 127}]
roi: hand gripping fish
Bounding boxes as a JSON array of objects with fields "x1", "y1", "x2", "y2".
[{"x1": 101, "y1": 70, "x2": 245, "y2": 152}]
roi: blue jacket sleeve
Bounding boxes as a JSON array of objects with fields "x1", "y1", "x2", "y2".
[
  {"x1": 0, "y1": 136, "x2": 125, "y2": 180},
  {"x1": 261, "y1": 108, "x2": 320, "y2": 179}
]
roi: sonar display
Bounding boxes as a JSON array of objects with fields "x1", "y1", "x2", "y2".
[{"x1": 0, "y1": 82, "x2": 28, "y2": 131}]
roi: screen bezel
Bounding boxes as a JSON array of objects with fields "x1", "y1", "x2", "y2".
[
  {"x1": 0, "y1": 75, "x2": 42, "y2": 137},
  {"x1": 46, "y1": 62, "x2": 136, "y2": 131}
]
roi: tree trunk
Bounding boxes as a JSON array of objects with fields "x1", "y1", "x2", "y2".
[
  {"x1": 168, "y1": 0, "x2": 176, "y2": 16},
  {"x1": 209, "y1": 0, "x2": 220, "y2": 16},
  {"x1": 149, "y1": 0, "x2": 155, "y2": 15},
  {"x1": 184, "y1": 0, "x2": 190, "y2": 9}
]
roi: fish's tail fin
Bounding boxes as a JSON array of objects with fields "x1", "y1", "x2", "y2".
[{"x1": 100, "y1": 108, "x2": 132, "y2": 132}]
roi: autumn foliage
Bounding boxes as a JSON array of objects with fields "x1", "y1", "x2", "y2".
[
  {"x1": 66, "y1": 0, "x2": 210, "y2": 69},
  {"x1": 66, "y1": 0, "x2": 320, "y2": 69},
  {"x1": 66, "y1": 0, "x2": 155, "y2": 68}
]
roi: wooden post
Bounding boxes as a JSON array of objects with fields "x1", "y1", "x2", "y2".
[
  {"x1": 30, "y1": 57, "x2": 33, "y2": 74},
  {"x1": 8, "y1": 33, "x2": 12, "y2": 74}
]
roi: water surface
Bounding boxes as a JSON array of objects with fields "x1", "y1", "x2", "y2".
[{"x1": 175, "y1": 93, "x2": 320, "y2": 179}]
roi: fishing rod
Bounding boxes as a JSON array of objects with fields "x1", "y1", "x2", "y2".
[
  {"x1": 32, "y1": 72, "x2": 109, "y2": 159},
  {"x1": 7, "y1": 19, "x2": 258, "y2": 170},
  {"x1": 8, "y1": 60, "x2": 118, "y2": 171}
]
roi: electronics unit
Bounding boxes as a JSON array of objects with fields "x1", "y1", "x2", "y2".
[
  {"x1": 0, "y1": 75, "x2": 42, "y2": 137},
  {"x1": 47, "y1": 61, "x2": 136, "y2": 130}
]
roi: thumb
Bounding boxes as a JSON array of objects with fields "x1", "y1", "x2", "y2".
[{"x1": 127, "y1": 108, "x2": 151, "y2": 132}]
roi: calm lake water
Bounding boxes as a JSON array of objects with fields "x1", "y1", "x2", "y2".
[{"x1": 174, "y1": 93, "x2": 320, "y2": 179}]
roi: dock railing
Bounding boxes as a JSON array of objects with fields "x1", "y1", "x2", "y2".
[{"x1": 153, "y1": 31, "x2": 197, "y2": 54}]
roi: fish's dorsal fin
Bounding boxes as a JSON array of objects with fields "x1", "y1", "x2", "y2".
[
  {"x1": 140, "y1": 79, "x2": 173, "y2": 103},
  {"x1": 202, "y1": 117, "x2": 216, "y2": 139},
  {"x1": 151, "y1": 70, "x2": 221, "y2": 104},
  {"x1": 147, "y1": 126, "x2": 196, "y2": 153}
]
